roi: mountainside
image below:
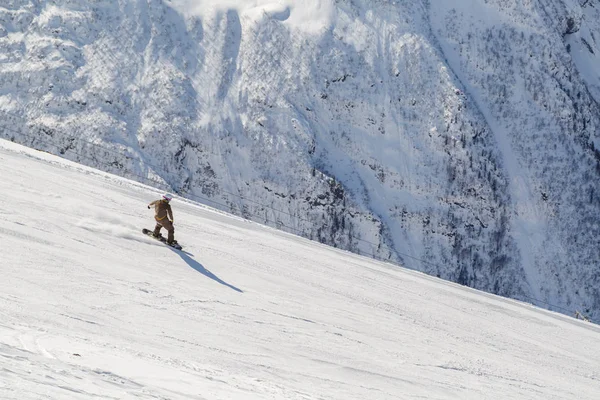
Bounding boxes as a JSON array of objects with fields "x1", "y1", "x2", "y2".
[
  {"x1": 2, "y1": 139, "x2": 600, "y2": 399},
  {"x1": 1, "y1": 0, "x2": 600, "y2": 319}
]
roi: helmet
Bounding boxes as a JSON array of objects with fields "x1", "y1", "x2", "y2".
[{"x1": 162, "y1": 193, "x2": 174, "y2": 202}]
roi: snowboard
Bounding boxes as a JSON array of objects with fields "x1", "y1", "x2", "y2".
[{"x1": 142, "y1": 228, "x2": 183, "y2": 250}]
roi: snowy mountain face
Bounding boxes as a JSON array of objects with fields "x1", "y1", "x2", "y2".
[{"x1": 1, "y1": 0, "x2": 600, "y2": 319}]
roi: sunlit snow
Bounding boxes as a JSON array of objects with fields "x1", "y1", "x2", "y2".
[{"x1": 2, "y1": 139, "x2": 600, "y2": 399}]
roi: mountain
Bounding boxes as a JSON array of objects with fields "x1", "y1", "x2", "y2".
[
  {"x1": 2, "y1": 138, "x2": 600, "y2": 399},
  {"x1": 1, "y1": 0, "x2": 599, "y2": 319}
]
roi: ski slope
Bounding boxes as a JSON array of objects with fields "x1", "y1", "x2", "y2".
[
  {"x1": 4, "y1": 0, "x2": 600, "y2": 321},
  {"x1": 1, "y1": 138, "x2": 599, "y2": 399}
]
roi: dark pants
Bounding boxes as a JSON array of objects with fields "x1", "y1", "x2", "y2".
[{"x1": 154, "y1": 218, "x2": 175, "y2": 243}]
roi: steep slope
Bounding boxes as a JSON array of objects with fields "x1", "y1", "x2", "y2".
[
  {"x1": 428, "y1": 0, "x2": 600, "y2": 317},
  {"x1": 1, "y1": 0, "x2": 599, "y2": 319},
  {"x1": 2, "y1": 139, "x2": 600, "y2": 399}
]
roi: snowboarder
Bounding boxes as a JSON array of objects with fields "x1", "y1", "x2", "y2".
[{"x1": 148, "y1": 193, "x2": 177, "y2": 245}]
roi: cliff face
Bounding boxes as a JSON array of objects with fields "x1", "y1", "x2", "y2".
[{"x1": 1, "y1": 0, "x2": 599, "y2": 319}]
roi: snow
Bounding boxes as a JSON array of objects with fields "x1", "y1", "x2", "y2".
[
  {"x1": 2, "y1": 139, "x2": 600, "y2": 399},
  {"x1": 428, "y1": 0, "x2": 547, "y2": 302},
  {"x1": 2, "y1": 0, "x2": 600, "y2": 330},
  {"x1": 566, "y1": 3, "x2": 600, "y2": 105},
  {"x1": 170, "y1": 0, "x2": 336, "y2": 34}
]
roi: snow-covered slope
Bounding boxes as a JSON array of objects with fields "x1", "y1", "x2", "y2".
[
  {"x1": 1, "y1": 0, "x2": 600, "y2": 319},
  {"x1": 2, "y1": 139, "x2": 600, "y2": 399}
]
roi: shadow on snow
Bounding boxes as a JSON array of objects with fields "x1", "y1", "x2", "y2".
[{"x1": 168, "y1": 247, "x2": 243, "y2": 293}]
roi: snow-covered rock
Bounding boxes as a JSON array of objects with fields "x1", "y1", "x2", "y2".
[{"x1": 1, "y1": 0, "x2": 599, "y2": 320}]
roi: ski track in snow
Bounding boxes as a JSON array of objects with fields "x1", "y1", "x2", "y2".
[{"x1": 1, "y1": 139, "x2": 600, "y2": 399}]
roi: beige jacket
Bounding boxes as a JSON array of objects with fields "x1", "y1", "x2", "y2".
[{"x1": 149, "y1": 199, "x2": 173, "y2": 222}]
